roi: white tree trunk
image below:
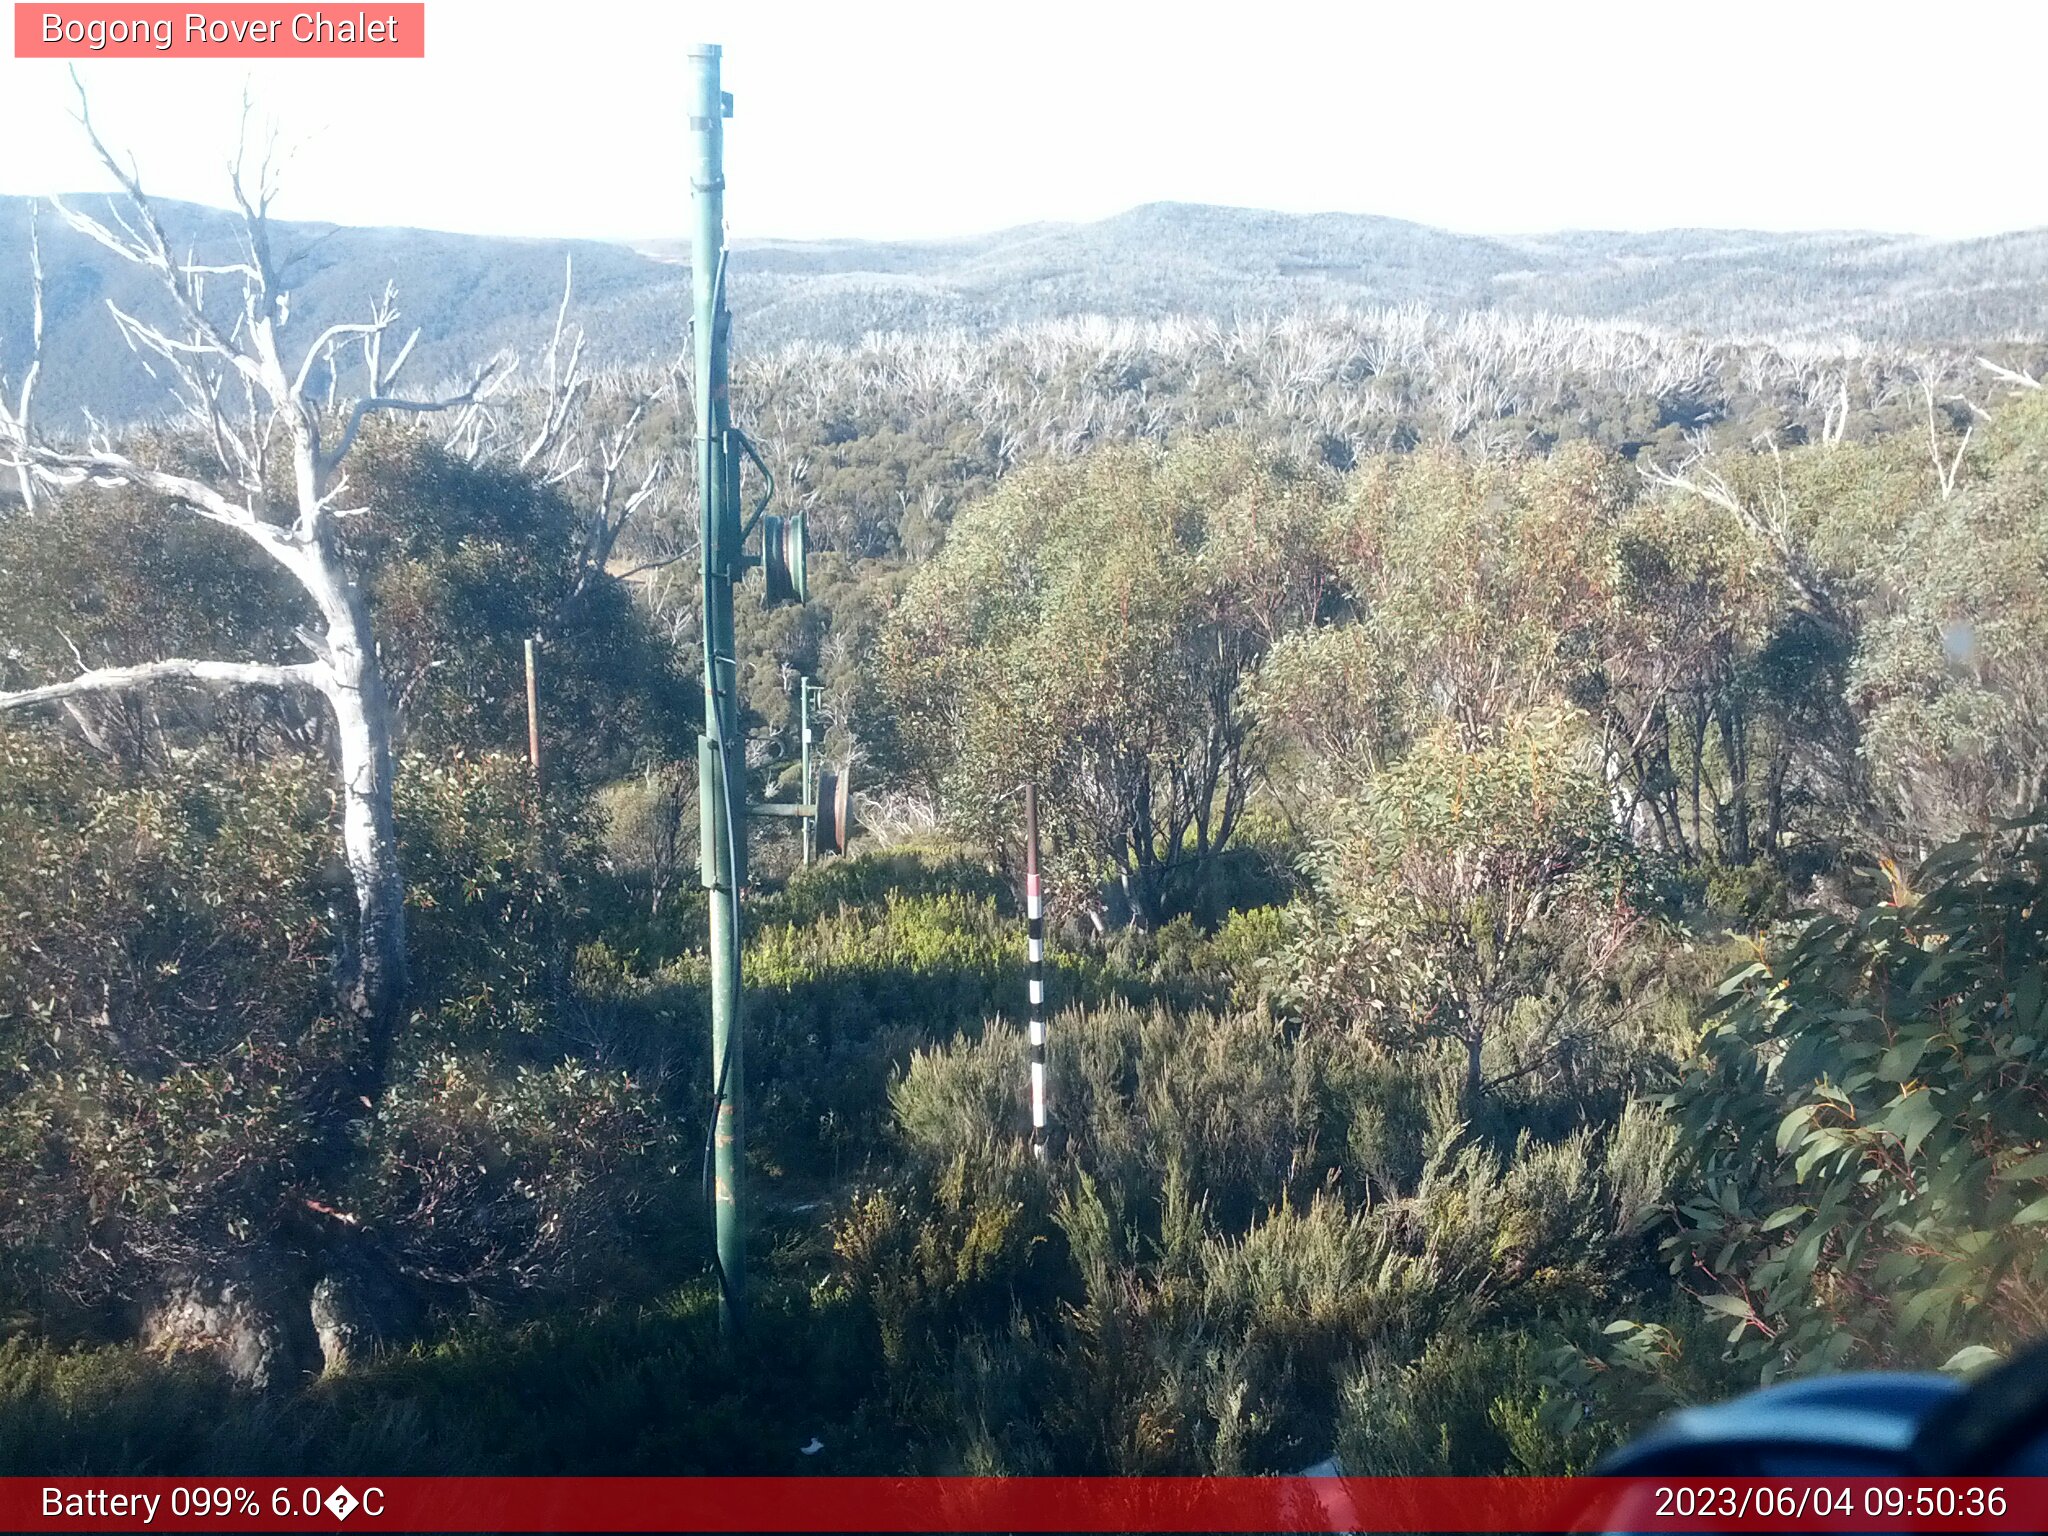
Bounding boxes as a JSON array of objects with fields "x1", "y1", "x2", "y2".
[
  {"x1": 0, "y1": 91, "x2": 527, "y2": 1377},
  {"x1": 320, "y1": 579, "x2": 408, "y2": 1084}
]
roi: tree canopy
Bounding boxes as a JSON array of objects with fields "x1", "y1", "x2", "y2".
[{"x1": 881, "y1": 435, "x2": 1334, "y2": 925}]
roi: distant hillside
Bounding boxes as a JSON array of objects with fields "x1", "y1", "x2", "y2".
[
  {"x1": 0, "y1": 195, "x2": 684, "y2": 426},
  {"x1": 665, "y1": 204, "x2": 2048, "y2": 348},
  {"x1": 3, "y1": 196, "x2": 2044, "y2": 424}
]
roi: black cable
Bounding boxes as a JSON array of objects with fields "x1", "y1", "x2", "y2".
[{"x1": 700, "y1": 658, "x2": 747, "y2": 1323}]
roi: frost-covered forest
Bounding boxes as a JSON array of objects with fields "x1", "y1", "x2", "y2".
[{"x1": 6, "y1": 191, "x2": 2048, "y2": 422}]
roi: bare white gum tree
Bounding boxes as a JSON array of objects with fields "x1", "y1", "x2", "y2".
[
  {"x1": 446, "y1": 258, "x2": 692, "y2": 626},
  {"x1": 0, "y1": 89, "x2": 507, "y2": 1095}
]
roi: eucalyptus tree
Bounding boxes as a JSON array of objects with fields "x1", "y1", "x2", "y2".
[
  {"x1": 0, "y1": 98, "x2": 501, "y2": 1117},
  {"x1": 1246, "y1": 443, "x2": 1627, "y2": 810},
  {"x1": 1851, "y1": 388, "x2": 2048, "y2": 849},
  {"x1": 1286, "y1": 714, "x2": 1647, "y2": 1118},
  {"x1": 881, "y1": 435, "x2": 1335, "y2": 927}
]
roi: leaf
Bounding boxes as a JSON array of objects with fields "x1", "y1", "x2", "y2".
[
  {"x1": 2015, "y1": 1197, "x2": 2048, "y2": 1224},
  {"x1": 1872, "y1": 1253, "x2": 1921, "y2": 1289},
  {"x1": 2013, "y1": 972, "x2": 2044, "y2": 1032},
  {"x1": 1795, "y1": 1130, "x2": 1848, "y2": 1182},
  {"x1": 1941, "y1": 1345, "x2": 2002, "y2": 1375},
  {"x1": 1760, "y1": 1205, "x2": 1808, "y2": 1232},
  {"x1": 1775, "y1": 1105, "x2": 1815, "y2": 1155},
  {"x1": 1883, "y1": 1089, "x2": 1942, "y2": 1162},
  {"x1": 1877, "y1": 1036, "x2": 1930, "y2": 1083},
  {"x1": 1995, "y1": 1149, "x2": 2048, "y2": 1183},
  {"x1": 1897, "y1": 1286, "x2": 1947, "y2": 1334},
  {"x1": 1702, "y1": 1294, "x2": 1752, "y2": 1318},
  {"x1": 1717, "y1": 962, "x2": 1769, "y2": 996}
]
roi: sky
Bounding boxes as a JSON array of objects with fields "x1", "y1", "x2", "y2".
[{"x1": 2, "y1": 0, "x2": 2045, "y2": 244}]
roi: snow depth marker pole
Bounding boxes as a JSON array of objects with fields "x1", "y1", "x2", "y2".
[{"x1": 1025, "y1": 783, "x2": 1048, "y2": 1159}]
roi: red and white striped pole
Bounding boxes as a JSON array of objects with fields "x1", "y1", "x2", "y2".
[{"x1": 1024, "y1": 783, "x2": 1048, "y2": 1159}]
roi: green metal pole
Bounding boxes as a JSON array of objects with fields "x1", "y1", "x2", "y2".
[{"x1": 690, "y1": 41, "x2": 745, "y2": 1334}]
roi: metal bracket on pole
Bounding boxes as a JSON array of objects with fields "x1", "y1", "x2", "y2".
[
  {"x1": 732, "y1": 428, "x2": 776, "y2": 544},
  {"x1": 747, "y1": 801, "x2": 817, "y2": 820}
]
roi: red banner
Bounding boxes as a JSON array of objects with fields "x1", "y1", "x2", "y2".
[
  {"x1": 14, "y1": 5, "x2": 425, "y2": 58},
  {"x1": 2, "y1": 1476, "x2": 2044, "y2": 1532}
]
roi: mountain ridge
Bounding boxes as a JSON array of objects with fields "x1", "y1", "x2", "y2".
[{"x1": 4, "y1": 195, "x2": 2043, "y2": 423}]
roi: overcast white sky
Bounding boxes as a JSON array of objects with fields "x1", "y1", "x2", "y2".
[{"x1": 2, "y1": 0, "x2": 2044, "y2": 243}]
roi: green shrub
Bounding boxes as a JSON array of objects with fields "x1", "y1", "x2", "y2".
[
  {"x1": 0, "y1": 1338, "x2": 240, "y2": 1475},
  {"x1": 0, "y1": 729, "x2": 686, "y2": 1325},
  {"x1": 1338, "y1": 1329, "x2": 1611, "y2": 1476},
  {"x1": 1701, "y1": 857, "x2": 1789, "y2": 924},
  {"x1": 0, "y1": 732, "x2": 340, "y2": 1311},
  {"x1": 831, "y1": 1141, "x2": 1060, "y2": 1379},
  {"x1": 1663, "y1": 813, "x2": 2048, "y2": 1379}
]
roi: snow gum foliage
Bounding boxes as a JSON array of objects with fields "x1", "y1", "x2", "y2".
[
  {"x1": 1664, "y1": 814, "x2": 2048, "y2": 1378},
  {"x1": 880, "y1": 435, "x2": 1335, "y2": 926},
  {"x1": 0, "y1": 733, "x2": 674, "y2": 1317},
  {"x1": 5, "y1": 339, "x2": 2048, "y2": 1477},
  {"x1": 0, "y1": 732, "x2": 343, "y2": 1303}
]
